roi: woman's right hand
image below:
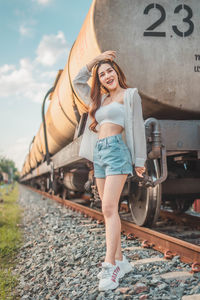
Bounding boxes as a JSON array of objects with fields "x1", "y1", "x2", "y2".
[{"x1": 87, "y1": 50, "x2": 116, "y2": 71}]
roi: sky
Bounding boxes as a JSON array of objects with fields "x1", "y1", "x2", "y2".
[{"x1": 0, "y1": 0, "x2": 92, "y2": 170}]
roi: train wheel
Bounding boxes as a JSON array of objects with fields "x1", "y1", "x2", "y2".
[{"x1": 129, "y1": 159, "x2": 161, "y2": 227}]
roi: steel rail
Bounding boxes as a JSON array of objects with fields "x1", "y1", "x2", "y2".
[{"x1": 24, "y1": 185, "x2": 200, "y2": 265}]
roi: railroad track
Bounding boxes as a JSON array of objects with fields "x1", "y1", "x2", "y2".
[
  {"x1": 25, "y1": 185, "x2": 200, "y2": 270},
  {"x1": 17, "y1": 184, "x2": 200, "y2": 299}
]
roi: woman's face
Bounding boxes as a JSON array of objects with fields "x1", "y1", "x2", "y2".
[{"x1": 98, "y1": 63, "x2": 119, "y2": 91}]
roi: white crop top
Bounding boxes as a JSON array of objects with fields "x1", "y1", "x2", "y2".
[{"x1": 95, "y1": 101, "x2": 125, "y2": 128}]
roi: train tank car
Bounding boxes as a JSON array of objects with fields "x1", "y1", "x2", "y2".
[{"x1": 21, "y1": 0, "x2": 200, "y2": 227}]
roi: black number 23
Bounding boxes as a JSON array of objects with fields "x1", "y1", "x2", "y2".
[{"x1": 143, "y1": 4, "x2": 194, "y2": 37}]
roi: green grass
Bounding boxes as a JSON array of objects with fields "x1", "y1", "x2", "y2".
[{"x1": 0, "y1": 183, "x2": 22, "y2": 300}]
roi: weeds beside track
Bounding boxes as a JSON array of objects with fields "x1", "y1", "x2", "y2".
[{"x1": 0, "y1": 183, "x2": 22, "y2": 300}]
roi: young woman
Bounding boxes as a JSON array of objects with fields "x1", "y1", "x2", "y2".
[{"x1": 73, "y1": 51, "x2": 147, "y2": 291}]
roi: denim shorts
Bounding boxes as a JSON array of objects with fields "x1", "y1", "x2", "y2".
[{"x1": 93, "y1": 133, "x2": 133, "y2": 178}]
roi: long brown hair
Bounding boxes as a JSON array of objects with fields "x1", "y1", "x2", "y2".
[{"x1": 89, "y1": 60, "x2": 128, "y2": 132}]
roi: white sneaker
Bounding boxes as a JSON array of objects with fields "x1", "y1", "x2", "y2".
[
  {"x1": 98, "y1": 262, "x2": 121, "y2": 291},
  {"x1": 97, "y1": 255, "x2": 132, "y2": 279},
  {"x1": 116, "y1": 255, "x2": 132, "y2": 276}
]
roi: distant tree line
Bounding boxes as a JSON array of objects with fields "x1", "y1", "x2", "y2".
[{"x1": 0, "y1": 156, "x2": 19, "y2": 182}]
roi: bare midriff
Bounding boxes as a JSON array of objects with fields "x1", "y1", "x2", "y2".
[{"x1": 98, "y1": 123, "x2": 124, "y2": 139}]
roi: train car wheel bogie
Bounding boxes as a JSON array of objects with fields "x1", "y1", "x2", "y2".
[{"x1": 129, "y1": 159, "x2": 161, "y2": 227}]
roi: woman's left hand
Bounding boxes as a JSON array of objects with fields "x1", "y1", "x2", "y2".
[{"x1": 135, "y1": 166, "x2": 146, "y2": 178}]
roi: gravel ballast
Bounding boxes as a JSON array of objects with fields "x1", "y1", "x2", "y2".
[{"x1": 13, "y1": 185, "x2": 200, "y2": 300}]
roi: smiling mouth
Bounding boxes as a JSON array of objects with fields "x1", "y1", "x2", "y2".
[{"x1": 106, "y1": 79, "x2": 114, "y2": 85}]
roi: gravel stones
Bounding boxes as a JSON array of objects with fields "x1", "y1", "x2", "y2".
[{"x1": 13, "y1": 185, "x2": 200, "y2": 300}]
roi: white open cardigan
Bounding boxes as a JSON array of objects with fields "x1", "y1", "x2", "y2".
[{"x1": 73, "y1": 65, "x2": 147, "y2": 167}]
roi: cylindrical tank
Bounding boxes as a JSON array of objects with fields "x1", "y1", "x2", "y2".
[
  {"x1": 22, "y1": 0, "x2": 200, "y2": 174},
  {"x1": 89, "y1": 0, "x2": 200, "y2": 119}
]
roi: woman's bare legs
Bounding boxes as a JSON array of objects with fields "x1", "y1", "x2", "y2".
[
  {"x1": 96, "y1": 176, "x2": 126, "y2": 263},
  {"x1": 101, "y1": 174, "x2": 127, "y2": 265},
  {"x1": 96, "y1": 178, "x2": 105, "y2": 200},
  {"x1": 115, "y1": 233, "x2": 123, "y2": 261}
]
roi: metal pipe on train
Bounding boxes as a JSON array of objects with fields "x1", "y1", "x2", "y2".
[{"x1": 22, "y1": 0, "x2": 200, "y2": 176}]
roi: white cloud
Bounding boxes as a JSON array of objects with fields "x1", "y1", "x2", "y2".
[
  {"x1": 39, "y1": 70, "x2": 57, "y2": 79},
  {"x1": 0, "y1": 64, "x2": 15, "y2": 73},
  {"x1": 36, "y1": 31, "x2": 69, "y2": 66},
  {"x1": 0, "y1": 137, "x2": 30, "y2": 170},
  {"x1": 0, "y1": 58, "x2": 49, "y2": 103},
  {"x1": 0, "y1": 31, "x2": 69, "y2": 103},
  {"x1": 36, "y1": 0, "x2": 51, "y2": 4},
  {"x1": 19, "y1": 24, "x2": 32, "y2": 37}
]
